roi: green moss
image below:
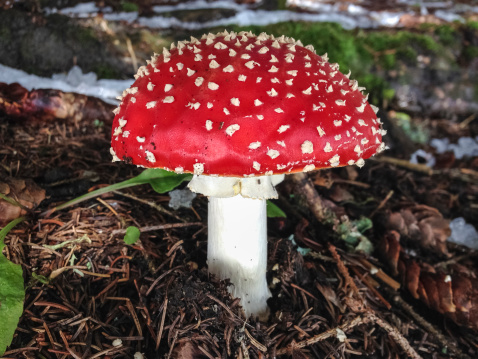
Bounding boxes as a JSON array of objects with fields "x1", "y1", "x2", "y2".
[
  {"x1": 231, "y1": 23, "x2": 363, "y2": 67},
  {"x1": 362, "y1": 30, "x2": 444, "y2": 65},
  {"x1": 223, "y1": 23, "x2": 381, "y2": 104},
  {"x1": 434, "y1": 25, "x2": 458, "y2": 46},
  {"x1": 466, "y1": 21, "x2": 478, "y2": 31},
  {"x1": 381, "y1": 53, "x2": 397, "y2": 70},
  {"x1": 228, "y1": 22, "x2": 391, "y2": 102},
  {"x1": 359, "y1": 74, "x2": 389, "y2": 105},
  {"x1": 94, "y1": 64, "x2": 120, "y2": 79},
  {"x1": 382, "y1": 88, "x2": 396, "y2": 102},
  {"x1": 463, "y1": 45, "x2": 478, "y2": 62},
  {"x1": 121, "y1": 1, "x2": 139, "y2": 12},
  {"x1": 212, "y1": 21, "x2": 461, "y2": 105},
  {"x1": 277, "y1": 0, "x2": 288, "y2": 10},
  {"x1": 230, "y1": 22, "x2": 374, "y2": 74},
  {"x1": 75, "y1": 27, "x2": 97, "y2": 45},
  {"x1": 392, "y1": 112, "x2": 430, "y2": 144},
  {"x1": 47, "y1": 13, "x2": 100, "y2": 48}
]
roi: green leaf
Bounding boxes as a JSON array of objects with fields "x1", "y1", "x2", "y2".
[
  {"x1": 124, "y1": 226, "x2": 141, "y2": 245},
  {"x1": 48, "y1": 169, "x2": 192, "y2": 214},
  {"x1": 267, "y1": 200, "x2": 287, "y2": 218},
  {"x1": 336, "y1": 217, "x2": 374, "y2": 255},
  {"x1": 0, "y1": 217, "x2": 26, "y2": 356},
  {"x1": 356, "y1": 217, "x2": 373, "y2": 234},
  {"x1": 142, "y1": 169, "x2": 192, "y2": 194}
]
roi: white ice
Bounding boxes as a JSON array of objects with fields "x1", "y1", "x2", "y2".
[
  {"x1": 168, "y1": 188, "x2": 197, "y2": 210},
  {"x1": 430, "y1": 137, "x2": 478, "y2": 159},
  {"x1": 42, "y1": 0, "x2": 478, "y2": 31},
  {"x1": 43, "y1": 0, "x2": 478, "y2": 31},
  {"x1": 448, "y1": 217, "x2": 478, "y2": 250},
  {"x1": 410, "y1": 149, "x2": 436, "y2": 167},
  {"x1": 0, "y1": 64, "x2": 133, "y2": 105},
  {"x1": 45, "y1": 0, "x2": 406, "y2": 30},
  {"x1": 116, "y1": 9, "x2": 404, "y2": 30}
]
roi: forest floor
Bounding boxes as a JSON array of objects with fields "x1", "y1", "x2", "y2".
[{"x1": 0, "y1": 1, "x2": 478, "y2": 358}]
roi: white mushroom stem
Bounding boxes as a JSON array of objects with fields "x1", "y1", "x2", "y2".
[
  {"x1": 188, "y1": 174, "x2": 285, "y2": 319},
  {"x1": 208, "y1": 195, "x2": 270, "y2": 318}
]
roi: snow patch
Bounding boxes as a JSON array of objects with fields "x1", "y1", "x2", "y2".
[
  {"x1": 448, "y1": 217, "x2": 478, "y2": 250},
  {"x1": 0, "y1": 64, "x2": 133, "y2": 105},
  {"x1": 169, "y1": 188, "x2": 197, "y2": 210},
  {"x1": 430, "y1": 137, "x2": 478, "y2": 159},
  {"x1": 410, "y1": 149, "x2": 436, "y2": 167}
]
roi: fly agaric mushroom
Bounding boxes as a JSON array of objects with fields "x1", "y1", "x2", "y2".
[{"x1": 110, "y1": 31, "x2": 386, "y2": 318}]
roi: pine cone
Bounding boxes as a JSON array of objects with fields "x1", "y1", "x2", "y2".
[
  {"x1": 385, "y1": 205, "x2": 450, "y2": 256},
  {"x1": 380, "y1": 230, "x2": 478, "y2": 330}
]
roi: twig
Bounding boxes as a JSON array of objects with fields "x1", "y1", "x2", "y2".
[
  {"x1": 105, "y1": 297, "x2": 143, "y2": 336},
  {"x1": 113, "y1": 190, "x2": 186, "y2": 222},
  {"x1": 289, "y1": 172, "x2": 328, "y2": 221},
  {"x1": 350, "y1": 266, "x2": 391, "y2": 310},
  {"x1": 373, "y1": 156, "x2": 433, "y2": 175},
  {"x1": 166, "y1": 240, "x2": 184, "y2": 257},
  {"x1": 244, "y1": 328, "x2": 267, "y2": 352},
  {"x1": 328, "y1": 244, "x2": 361, "y2": 297},
  {"x1": 198, "y1": 345, "x2": 216, "y2": 359},
  {"x1": 433, "y1": 252, "x2": 477, "y2": 269},
  {"x1": 110, "y1": 222, "x2": 202, "y2": 236},
  {"x1": 146, "y1": 265, "x2": 182, "y2": 296},
  {"x1": 96, "y1": 197, "x2": 126, "y2": 227},
  {"x1": 329, "y1": 245, "x2": 422, "y2": 358},
  {"x1": 366, "y1": 312, "x2": 422, "y2": 359},
  {"x1": 357, "y1": 258, "x2": 400, "y2": 290},
  {"x1": 392, "y1": 295, "x2": 469, "y2": 359},
  {"x1": 437, "y1": 168, "x2": 478, "y2": 183},
  {"x1": 156, "y1": 297, "x2": 168, "y2": 350},
  {"x1": 125, "y1": 36, "x2": 138, "y2": 72},
  {"x1": 290, "y1": 283, "x2": 319, "y2": 301},
  {"x1": 3, "y1": 347, "x2": 40, "y2": 355},
  {"x1": 276, "y1": 316, "x2": 364, "y2": 354},
  {"x1": 332, "y1": 178, "x2": 370, "y2": 188},
  {"x1": 459, "y1": 113, "x2": 475, "y2": 129},
  {"x1": 205, "y1": 294, "x2": 238, "y2": 320},
  {"x1": 369, "y1": 190, "x2": 394, "y2": 218},
  {"x1": 89, "y1": 345, "x2": 125, "y2": 358}
]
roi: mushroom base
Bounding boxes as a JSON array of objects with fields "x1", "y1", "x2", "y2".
[{"x1": 207, "y1": 195, "x2": 271, "y2": 319}]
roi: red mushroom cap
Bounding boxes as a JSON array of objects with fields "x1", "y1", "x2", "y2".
[{"x1": 111, "y1": 31, "x2": 385, "y2": 176}]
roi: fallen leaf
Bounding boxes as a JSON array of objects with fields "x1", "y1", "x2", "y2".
[
  {"x1": 0, "y1": 178, "x2": 45, "y2": 226},
  {"x1": 0, "y1": 82, "x2": 115, "y2": 123}
]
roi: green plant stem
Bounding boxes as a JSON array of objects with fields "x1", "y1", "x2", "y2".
[
  {"x1": 45, "y1": 179, "x2": 139, "y2": 215},
  {"x1": 42, "y1": 169, "x2": 191, "y2": 216},
  {"x1": 0, "y1": 216, "x2": 26, "y2": 249},
  {"x1": 0, "y1": 193, "x2": 24, "y2": 209}
]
